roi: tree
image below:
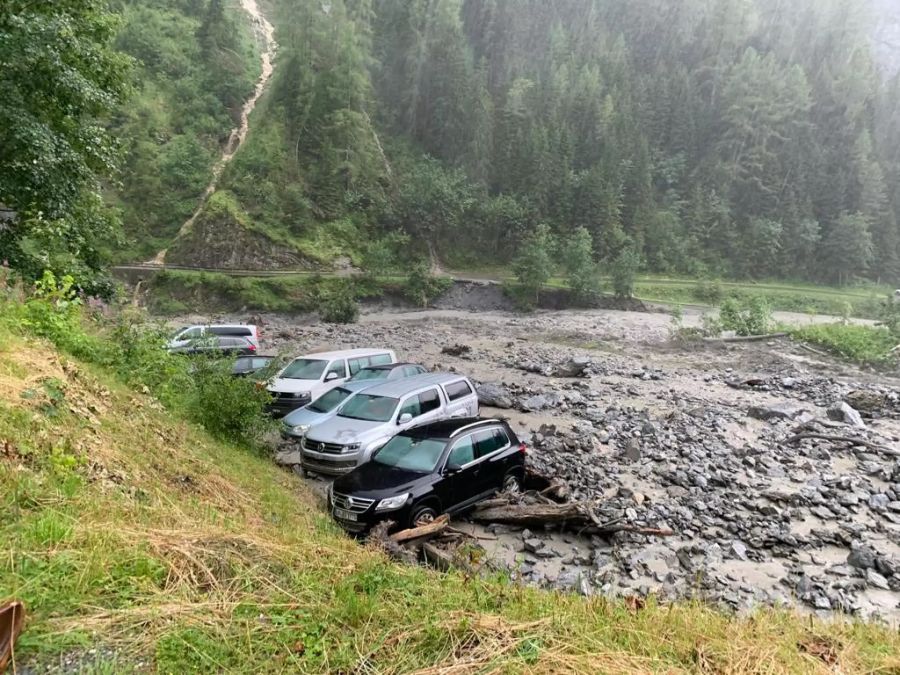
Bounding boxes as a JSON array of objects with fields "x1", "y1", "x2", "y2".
[
  {"x1": 610, "y1": 244, "x2": 641, "y2": 299},
  {"x1": 563, "y1": 227, "x2": 600, "y2": 304},
  {"x1": 821, "y1": 213, "x2": 874, "y2": 285},
  {"x1": 0, "y1": 0, "x2": 131, "y2": 292},
  {"x1": 513, "y1": 223, "x2": 555, "y2": 304}
]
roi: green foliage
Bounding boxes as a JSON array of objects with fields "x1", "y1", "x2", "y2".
[
  {"x1": 319, "y1": 284, "x2": 361, "y2": 324},
  {"x1": 362, "y1": 230, "x2": 411, "y2": 277},
  {"x1": 694, "y1": 280, "x2": 725, "y2": 305},
  {"x1": 0, "y1": 1, "x2": 131, "y2": 291},
  {"x1": 563, "y1": 227, "x2": 601, "y2": 305},
  {"x1": 610, "y1": 246, "x2": 641, "y2": 299},
  {"x1": 404, "y1": 262, "x2": 452, "y2": 308},
  {"x1": 719, "y1": 297, "x2": 773, "y2": 336},
  {"x1": 513, "y1": 224, "x2": 555, "y2": 302},
  {"x1": 792, "y1": 324, "x2": 898, "y2": 367}
]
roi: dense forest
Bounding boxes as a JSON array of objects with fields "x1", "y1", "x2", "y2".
[{"x1": 3, "y1": 0, "x2": 900, "y2": 288}]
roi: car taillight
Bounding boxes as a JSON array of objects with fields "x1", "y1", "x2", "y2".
[
  {"x1": 518, "y1": 442, "x2": 527, "y2": 455},
  {"x1": 248, "y1": 344, "x2": 257, "y2": 352}
]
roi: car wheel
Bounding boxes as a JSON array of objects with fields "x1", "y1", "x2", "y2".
[
  {"x1": 410, "y1": 504, "x2": 438, "y2": 528},
  {"x1": 502, "y1": 472, "x2": 522, "y2": 494}
]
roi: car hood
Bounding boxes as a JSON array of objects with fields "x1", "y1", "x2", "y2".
[
  {"x1": 305, "y1": 415, "x2": 393, "y2": 447},
  {"x1": 268, "y1": 377, "x2": 317, "y2": 394},
  {"x1": 333, "y1": 461, "x2": 431, "y2": 497},
  {"x1": 282, "y1": 406, "x2": 332, "y2": 427}
]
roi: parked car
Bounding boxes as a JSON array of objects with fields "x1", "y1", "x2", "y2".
[
  {"x1": 232, "y1": 355, "x2": 278, "y2": 378},
  {"x1": 328, "y1": 418, "x2": 526, "y2": 533},
  {"x1": 168, "y1": 335, "x2": 257, "y2": 356},
  {"x1": 299, "y1": 373, "x2": 479, "y2": 476},
  {"x1": 348, "y1": 363, "x2": 427, "y2": 382},
  {"x1": 281, "y1": 364, "x2": 428, "y2": 440},
  {"x1": 266, "y1": 348, "x2": 397, "y2": 417},
  {"x1": 167, "y1": 324, "x2": 260, "y2": 351}
]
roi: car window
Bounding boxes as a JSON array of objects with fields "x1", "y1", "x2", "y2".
[
  {"x1": 447, "y1": 435, "x2": 475, "y2": 467},
  {"x1": 398, "y1": 395, "x2": 421, "y2": 419},
  {"x1": 474, "y1": 428, "x2": 509, "y2": 458},
  {"x1": 419, "y1": 389, "x2": 441, "y2": 414},
  {"x1": 180, "y1": 327, "x2": 202, "y2": 340},
  {"x1": 339, "y1": 394, "x2": 399, "y2": 422},
  {"x1": 281, "y1": 359, "x2": 327, "y2": 380},
  {"x1": 403, "y1": 366, "x2": 423, "y2": 377},
  {"x1": 252, "y1": 357, "x2": 271, "y2": 369},
  {"x1": 374, "y1": 435, "x2": 446, "y2": 473},
  {"x1": 209, "y1": 326, "x2": 252, "y2": 337},
  {"x1": 326, "y1": 359, "x2": 347, "y2": 379},
  {"x1": 308, "y1": 387, "x2": 353, "y2": 413},
  {"x1": 349, "y1": 367, "x2": 388, "y2": 382},
  {"x1": 370, "y1": 353, "x2": 393, "y2": 366},
  {"x1": 348, "y1": 357, "x2": 369, "y2": 375},
  {"x1": 445, "y1": 380, "x2": 473, "y2": 401}
]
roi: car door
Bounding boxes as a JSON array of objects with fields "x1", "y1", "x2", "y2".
[
  {"x1": 398, "y1": 388, "x2": 443, "y2": 429},
  {"x1": 443, "y1": 380, "x2": 477, "y2": 418},
  {"x1": 443, "y1": 432, "x2": 481, "y2": 509},
  {"x1": 472, "y1": 427, "x2": 512, "y2": 496}
]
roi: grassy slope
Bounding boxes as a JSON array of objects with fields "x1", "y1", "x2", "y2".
[{"x1": 3, "y1": 333, "x2": 899, "y2": 672}]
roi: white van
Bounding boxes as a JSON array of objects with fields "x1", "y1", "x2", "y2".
[
  {"x1": 267, "y1": 348, "x2": 396, "y2": 417},
  {"x1": 167, "y1": 324, "x2": 260, "y2": 351}
]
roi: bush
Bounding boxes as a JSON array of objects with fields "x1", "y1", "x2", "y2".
[
  {"x1": 563, "y1": 227, "x2": 600, "y2": 305},
  {"x1": 319, "y1": 285, "x2": 360, "y2": 324},
  {"x1": 513, "y1": 224, "x2": 555, "y2": 303},
  {"x1": 610, "y1": 246, "x2": 640, "y2": 299},
  {"x1": 792, "y1": 323, "x2": 897, "y2": 367},
  {"x1": 694, "y1": 280, "x2": 724, "y2": 305},
  {"x1": 719, "y1": 296, "x2": 772, "y2": 336},
  {"x1": 404, "y1": 262, "x2": 452, "y2": 308}
]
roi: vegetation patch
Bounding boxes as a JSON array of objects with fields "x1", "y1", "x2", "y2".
[{"x1": 791, "y1": 324, "x2": 899, "y2": 368}]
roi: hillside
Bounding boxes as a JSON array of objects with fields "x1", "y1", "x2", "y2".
[
  {"x1": 2, "y1": 298, "x2": 900, "y2": 672},
  {"x1": 134, "y1": 0, "x2": 900, "y2": 287}
]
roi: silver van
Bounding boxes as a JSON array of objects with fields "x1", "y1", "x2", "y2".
[{"x1": 300, "y1": 373, "x2": 479, "y2": 476}]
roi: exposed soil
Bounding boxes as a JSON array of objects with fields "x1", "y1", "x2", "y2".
[{"x1": 167, "y1": 302, "x2": 900, "y2": 623}]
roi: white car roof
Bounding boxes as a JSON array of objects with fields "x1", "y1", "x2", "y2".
[{"x1": 292, "y1": 348, "x2": 395, "y2": 361}]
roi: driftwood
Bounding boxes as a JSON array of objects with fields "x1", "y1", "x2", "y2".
[
  {"x1": 785, "y1": 433, "x2": 900, "y2": 457},
  {"x1": 389, "y1": 515, "x2": 449, "y2": 543},
  {"x1": 523, "y1": 466, "x2": 571, "y2": 502},
  {"x1": 797, "y1": 343, "x2": 829, "y2": 357},
  {"x1": 704, "y1": 332, "x2": 788, "y2": 344}
]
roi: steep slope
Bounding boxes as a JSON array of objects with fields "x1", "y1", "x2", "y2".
[{"x1": 2, "y1": 316, "x2": 899, "y2": 671}]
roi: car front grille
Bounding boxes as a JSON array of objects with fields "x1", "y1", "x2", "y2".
[
  {"x1": 301, "y1": 457, "x2": 358, "y2": 475},
  {"x1": 303, "y1": 438, "x2": 345, "y2": 455},
  {"x1": 332, "y1": 492, "x2": 375, "y2": 513}
]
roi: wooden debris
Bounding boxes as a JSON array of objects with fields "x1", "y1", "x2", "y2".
[
  {"x1": 389, "y1": 515, "x2": 449, "y2": 543},
  {"x1": 704, "y1": 332, "x2": 787, "y2": 344}
]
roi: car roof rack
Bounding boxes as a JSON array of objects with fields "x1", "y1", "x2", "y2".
[{"x1": 449, "y1": 419, "x2": 499, "y2": 437}]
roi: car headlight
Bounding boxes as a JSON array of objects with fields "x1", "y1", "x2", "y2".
[
  {"x1": 376, "y1": 493, "x2": 410, "y2": 512},
  {"x1": 294, "y1": 392, "x2": 309, "y2": 399},
  {"x1": 291, "y1": 424, "x2": 310, "y2": 435},
  {"x1": 343, "y1": 443, "x2": 361, "y2": 453}
]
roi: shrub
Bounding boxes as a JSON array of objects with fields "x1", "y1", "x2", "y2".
[
  {"x1": 319, "y1": 285, "x2": 360, "y2": 324},
  {"x1": 563, "y1": 227, "x2": 600, "y2": 305},
  {"x1": 694, "y1": 280, "x2": 724, "y2": 305},
  {"x1": 610, "y1": 246, "x2": 640, "y2": 299},
  {"x1": 404, "y1": 262, "x2": 452, "y2": 308},
  {"x1": 792, "y1": 324, "x2": 897, "y2": 367},
  {"x1": 513, "y1": 223, "x2": 555, "y2": 303},
  {"x1": 719, "y1": 296, "x2": 772, "y2": 336}
]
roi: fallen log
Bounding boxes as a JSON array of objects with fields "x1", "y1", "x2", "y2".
[
  {"x1": 470, "y1": 500, "x2": 590, "y2": 527},
  {"x1": 524, "y1": 466, "x2": 571, "y2": 502},
  {"x1": 390, "y1": 515, "x2": 449, "y2": 543},
  {"x1": 785, "y1": 433, "x2": 899, "y2": 457},
  {"x1": 422, "y1": 542, "x2": 456, "y2": 572},
  {"x1": 369, "y1": 521, "x2": 418, "y2": 565},
  {"x1": 704, "y1": 332, "x2": 788, "y2": 344}
]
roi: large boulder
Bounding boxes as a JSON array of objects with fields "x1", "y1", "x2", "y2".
[
  {"x1": 827, "y1": 401, "x2": 866, "y2": 428},
  {"x1": 551, "y1": 357, "x2": 592, "y2": 378},
  {"x1": 477, "y1": 383, "x2": 514, "y2": 409},
  {"x1": 748, "y1": 402, "x2": 805, "y2": 421}
]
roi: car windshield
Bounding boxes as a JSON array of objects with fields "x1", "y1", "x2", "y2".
[
  {"x1": 280, "y1": 358, "x2": 327, "y2": 380},
  {"x1": 308, "y1": 387, "x2": 353, "y2": 413},
  {"x1": 349, "y1": 367, "x2": 390, "y2": 382},
  {"x1": 373, "y1": 435, "x2": 446, "y2": 473},
  {"x1": 338, "y1": 394, "x2": 398, "y2": 422}
]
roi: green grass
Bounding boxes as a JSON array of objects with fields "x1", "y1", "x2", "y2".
[
  {"x1": 1, "y1": 299, "x2": 899, "y2": 672},
  {"x1": 791, "y1": 323, "x2": 899, "y2": 367}
]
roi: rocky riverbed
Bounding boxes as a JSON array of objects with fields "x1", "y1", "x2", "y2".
[{"x1": 170, "y1": 303, "x2": 900, "y2": 622}]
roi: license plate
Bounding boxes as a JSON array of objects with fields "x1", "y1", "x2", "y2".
[{"x1": 333, "y1": 508, "x2": 357, "y2": 521}]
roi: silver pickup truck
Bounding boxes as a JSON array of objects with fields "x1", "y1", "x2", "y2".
[{"x1": 299, "y1": 373, "x2": 480, "y2": 476}]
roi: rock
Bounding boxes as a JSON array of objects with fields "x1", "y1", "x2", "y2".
[
  {"x1": 845, "y1": 390, "x2": 885, "y2": 413},
  {"x1": 551, "y1": 357, "x2": 592, "y2": 378},
  {"x1": 748, "y1": 402, "x2": 805, "y2": 421},
  {"x1": 524, "y1": 538, "x2": 545, "y2": 554},
  {"x1": 274, "y1": 450, "x2": 303, "y2": 466},
  {"x1": 598, "y1": 430, "x2": 611, "y2": 444},
  {"x1": 869, "y1": 494, "x2": 890, "y2": 511},
  {"x1": 827, "y1": 402, "x2": 866, "y2": 428},
  {"x1": 441, "y1": 344, "x2": 472, "y2": 357},
  {"x1": 731, "y1": 541, "x2": 749, "y2": 561},
  {"x1": 847, "y1": 547, "x2": 876, "y2": 570},
  {"x1": 623, "y1": 438, "x2": 641, "y2": 463},
  {"x1": 866, "y1": 568, "x2": 891, "y2": 590},
  {"x1": 477, "y1": 383, "x2": 514, "y2": 409}
]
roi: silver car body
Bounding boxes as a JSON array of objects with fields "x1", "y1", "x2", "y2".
[{"x1": 300, "y1": 373, "x2": 479, "y2": 475}]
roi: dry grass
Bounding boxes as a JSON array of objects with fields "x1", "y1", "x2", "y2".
[{"x1": 2, "y1": 332, "x2": 900, "y2": 673}]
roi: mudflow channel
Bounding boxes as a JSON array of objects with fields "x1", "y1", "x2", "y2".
[
  {"x1": 167, "y1": 301, "x2": 900, "y2": 624},
  {"x1": 152, "y1": 0, "x2": 276, "y2": 264}
]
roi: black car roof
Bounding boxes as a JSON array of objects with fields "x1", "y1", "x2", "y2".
[
  {"x1": 404, "y1": 417, "x2": 505, "y2": 440},
  {"x1": 363, "y1": 362, "x2": 418, "y2": 371}
]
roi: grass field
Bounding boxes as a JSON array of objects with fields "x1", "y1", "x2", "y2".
[{"x1": 2, "y1": 304, "x2": 900, "y2": 671}]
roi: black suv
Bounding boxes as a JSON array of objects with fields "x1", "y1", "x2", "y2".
[{"x1": 328, "y1": 418, "x2": 525, "y2": 533}]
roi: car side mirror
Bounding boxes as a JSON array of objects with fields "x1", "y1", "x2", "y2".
[
  {"x1": 325, "y1": 372, "x2": 340, "y2": 382},
  {"x1": 398, "y1": 413, "x2": 413, "y2": 425},
  {"x1": 444, "y1": 462, "x2": 462, "y2": 475}
]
